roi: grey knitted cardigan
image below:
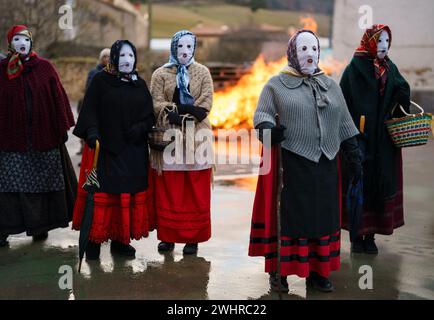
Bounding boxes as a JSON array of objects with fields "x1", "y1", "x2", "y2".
[{"x1": 254, "y1": 72, "x2": 359, "y2": 163}]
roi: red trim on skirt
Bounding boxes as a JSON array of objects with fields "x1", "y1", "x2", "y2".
[
  {"x1": 342, "y1": 152, "x2": 404, "y2": 236},
  {"x1": 72, "y1": 145, "x2": 155, "y2": 244},
  {"x1": 249, "y1": 146, "x2": 342, "y2": 278},
  {"x1": 150, "y1": 168, "x2": 212, "y2": 243}
]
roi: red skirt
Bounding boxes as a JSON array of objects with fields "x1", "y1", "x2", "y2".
[
  {"x1": 342, "y1": 152, "x2": 404, "y2": 236},
  {"x1": 72, "y1": 145, "x2": 155, "y2": 244},
  {"x1": 150, "y1": 168, "x2": 212, "y2": 243},
  {"x1": 249, "y1": 146, "x2": 341, "y2": 278}
]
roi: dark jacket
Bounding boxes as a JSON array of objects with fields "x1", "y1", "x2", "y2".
[
  {"x1": 340, "y1": 56, "x2": 410, "y2": 206},
  {"x1": 73, "y1": 71, "x2": 155, "y2": 155}
]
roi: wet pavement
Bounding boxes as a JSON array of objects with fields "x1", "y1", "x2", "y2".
[{"x1": 0, "y1": 104, "x2": 433, "y2": 300}]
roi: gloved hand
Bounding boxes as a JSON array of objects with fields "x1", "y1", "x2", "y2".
[
  {"x1": 256, "y1": 122, "x2": 286, "y2": 145},
  {"x1": 86, "y1": 127, "x2": 99, "y2": 149},
  {"x1": 177, "y1": 104, "x2": 208, "y2": 122},
  {"x1": 341, "y1": 137, "x2": 363, "y2": 184},
  {"x1": 271, "y1": 125, "x2": 286, "y2": 145},
  {"x1": 167, "y1": 112, "x2": 183, "y2": 126},
  {"x1": 394, "y1": 90, "x2": 411, "y2": 109}
]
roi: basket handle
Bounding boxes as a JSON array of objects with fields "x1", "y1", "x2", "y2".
[{"x1": 391, "y1": 101, "x2": 425, "y2": 118}]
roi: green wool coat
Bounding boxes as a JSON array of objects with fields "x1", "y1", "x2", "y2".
[{"x1": 340, "y1": 56, "x2": 410, "y2": 207}]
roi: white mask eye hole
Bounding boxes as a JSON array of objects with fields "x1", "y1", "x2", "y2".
[
  {"x1": 25, "y1": 38, "x2": 30, "y2": 42},
  {"x1": 302, "y1": 46, "x2": 307, "y2": 51},
  {"x1": 120, "y1": 53, "x2": 125, "y2": 57},
  {"x1": 129, "y1": 53, "x2": 133, "y2": 57},
  {"x1": 178, "y1": 44, "x2": 183, "y2": 48},
  {"x1": 313, "y1": 46, "x2": 317, "y2": 51},
  {"x1": 14, "y1": 37, "x2": 19, "y2": 42},
  {"x1": 187, "y1": 45, "x2": 191, "y2": 49}
]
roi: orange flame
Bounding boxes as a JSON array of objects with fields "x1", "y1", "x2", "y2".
[
  {"x1": 208, "y1": 16, "x2": 346, "y2": 129},
  {"x1": 209, "y1": 55, "x2": 346, "y2": 129},
  {"x1": 300, "y1": 16, "x2": 318, "y2": 33},
  {"x1": 210, "y1": 55, "x2": 287, "y2": 129}
]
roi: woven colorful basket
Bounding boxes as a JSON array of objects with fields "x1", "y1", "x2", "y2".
[{"x1": 385, "y1": 101, "x2": 432, "y2": 148}]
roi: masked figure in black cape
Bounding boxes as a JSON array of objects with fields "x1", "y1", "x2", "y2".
[
  {"x1": 340, "y1": 24, "x2": 411, "y2": 254},
  {"x1": 72, "y1": 40, "x2": 155, "y2": 259},
  {"x1": 249, "y1": 30, "x2": 363, "y2": 293},
  {"x1": 0, "y1": 25, "x2": 76, "y2": 247}
]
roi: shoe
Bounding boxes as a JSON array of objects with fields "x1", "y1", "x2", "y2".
[
  {"x1": 32, "y1": 232, "x2": 48, "y2": 242},
  {"x1": 183, "y1": 243, "x2": 198, "y2": 255},
  {"x1": 0, "y1": 234, "x2": 9, "y2": 247},
  {"x1": 364, "y1": 235, "x2": 378, "y2": 254},
  {"x1": 158, "y1": 241, "x2": 175, "y2": 252},
  {"x1": 269, "y1": 272, "x2": 289, "y2": 293},
  {"x1": 306, "y1": 272, "x2": 334, "y2": 293},
  {"x1": 85, "y1": 241, "x2": 101, "y2": 260},
  {"x1": 351, "y1": 236, "x2": 364, "y2": 253},
  {"x1": 110, "y1": 240, "x2": 136, "y2": 257}
]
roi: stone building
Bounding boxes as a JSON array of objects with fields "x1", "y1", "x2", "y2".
[{"x1": 332, "y1": 0, "x2": 434, "y2": 110}]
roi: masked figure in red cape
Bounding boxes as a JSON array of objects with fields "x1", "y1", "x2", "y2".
[
  {"x1": 0, "y1": 25, "x2": 77, "y2": 247},
  {"x1": 249, "y1": 30, "x2": 363, "y2": 293},
  {"x1": 149, "y1": 30, "x2": 214, "y2": 255},
  {"x1": 340, "y1": 25, "x2": 411, "y2": 254},
  {"x1": 72, "y1": 40, "x2": 155, "y2": 259}
]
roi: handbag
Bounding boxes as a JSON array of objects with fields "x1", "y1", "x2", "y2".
[{"x1": 385, "y1": 101, "x2": 432, "y2": 148}]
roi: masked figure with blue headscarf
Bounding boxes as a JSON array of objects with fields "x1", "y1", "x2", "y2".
[{"x1": 150, "y1": 30, "x2": 214, "y2": 255}]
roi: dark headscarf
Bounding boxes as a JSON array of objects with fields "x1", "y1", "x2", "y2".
[
  {"x1": 286, "y1": 29, "x2": 321, "y2": 74},
  {"x1": 105, "y1": 39, "x2": 138, "y2": 81}
]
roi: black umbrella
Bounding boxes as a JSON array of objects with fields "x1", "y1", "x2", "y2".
[
  {"x1": 346, "y1": 116, "x2": 366, "y2": 242},
  {"x1": 78, "y1": 140, "x2": 100, "y2": 273},
  {"x1": 346, "y1": 178, "x2": 364, "y2": 242}
]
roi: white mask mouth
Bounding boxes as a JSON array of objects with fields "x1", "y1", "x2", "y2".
[
  {"x1": 176, "y1": 34, "x2": 195, "y2": 65},
  {"x1": 118, "y1": 44, "x2": 135, "y2": 74},
  {"x1": 296, "y1": 32, "x2": 319, "y2": 75},
  {"x1": 12, "y1": 35, "x2": 31, "y2": 56}
]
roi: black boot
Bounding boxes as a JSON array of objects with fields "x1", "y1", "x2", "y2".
[
  {"x1": 364, "y1": 234, "x2": 378, "y2": 254},
  {"x1": 158, "y1": 241, "x2": 175, "y2": 252},
  {"x1": 85, "y1": 241, "x2": 101, "y2": 260},
  {"x1": 32, "y1": 232, "x2": 49, "y2": 242},
  {"x1": 269, "y1": 272, "x2": 289, "y2": 293},
  {"x1": 0, "y1": 234, "x2": 9, "y2": 247},
  {"x1": 183, "y1": 243, "x2": 198, "y2": 255},
  {"x1": 306, "y1": 272, "x2": 334, "y2": 293},
  {"x1": 111, "y1": 240, "x2": 136, "y2": 257},
  {"x1": 351, "y1": 236, "x2": 364, "y2": 253}
]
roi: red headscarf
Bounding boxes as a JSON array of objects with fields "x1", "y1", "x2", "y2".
[
  {"x1": 6, "y1": 25, "x2": 37, "y2": 80},
  {"x1": 355, "y1": 24, "x2": 392, "y2": 96}
]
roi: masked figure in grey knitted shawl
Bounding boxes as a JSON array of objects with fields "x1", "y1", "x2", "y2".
[{"x1": 253, "y1": 30, "x2": 362, "y2": 293}]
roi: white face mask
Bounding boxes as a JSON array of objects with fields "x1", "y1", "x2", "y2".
[
  {"x1": 377, "y1": 30, "x2": 390, "y2": 60},
  {"x1": 177, "y1": 35, "x2": 195, "y2": 65},
  {"x1": 118, "y1": 44, "x2": 135, "y2": 74},
  {"x1": 296, "y1": 32, "x2": 319, "y2": 75},
  {"x1": 11, "y1": 34, "x2": 31, "y2": 56}
]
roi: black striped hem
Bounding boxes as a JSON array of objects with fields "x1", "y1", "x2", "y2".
[
  {"x1": 265, "y1": 250, "x2": 340, "y2": 263},
  {"x1": 250, "y1": 235, "x2": 340, "y2": 246}
]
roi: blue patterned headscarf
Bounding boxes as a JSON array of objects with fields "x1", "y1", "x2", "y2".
[{"x1": 163, "y1": 30, "x2": 197, "y2": 105}]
